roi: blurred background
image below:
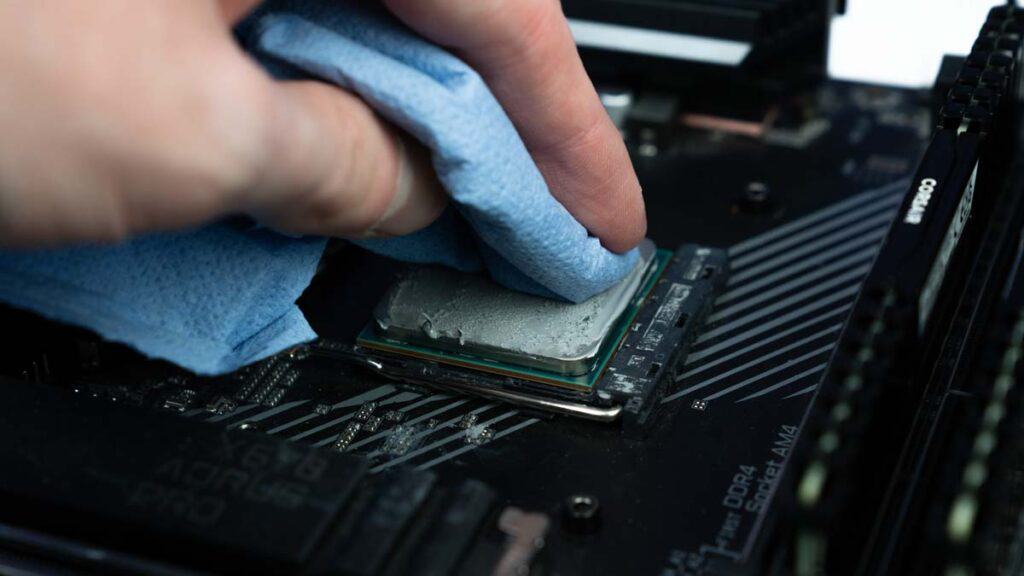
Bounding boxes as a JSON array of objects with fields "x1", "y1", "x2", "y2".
[{"x1": 830, "y1": 0, "x2": 1004, "y2": 87}]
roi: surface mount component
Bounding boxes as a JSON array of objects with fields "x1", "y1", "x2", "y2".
[
  {"x1": 0, "y1": 379, "x2": 539, "y2": 575},
  {"x1": 369, "y1": 240, "x2": 658, "y2": 379}
]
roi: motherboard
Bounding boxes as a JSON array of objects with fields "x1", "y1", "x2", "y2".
[{"x1": 4, "y1": 3, "x2": 1024, "y2": 576}]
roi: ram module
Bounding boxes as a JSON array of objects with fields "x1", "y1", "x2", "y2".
[{"x1": 764, "y1": 5, "x2": 1024, "y2": 574}]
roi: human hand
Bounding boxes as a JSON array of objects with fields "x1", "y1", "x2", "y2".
[
  {"x1": 383, "y1": 0, "x2": 646, "y2": 252},
  {"x1": 0, "y1": 0, "x2": 645, "y2": 253}
]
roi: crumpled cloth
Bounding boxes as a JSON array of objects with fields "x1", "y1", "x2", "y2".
[{"x1": 0, "y1": 0, "x2": 637, "y2": 374}]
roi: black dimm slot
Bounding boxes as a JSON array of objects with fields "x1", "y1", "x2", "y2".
[{"x1": 765, "y1": 5, "x2": 1024, "y2": 574}]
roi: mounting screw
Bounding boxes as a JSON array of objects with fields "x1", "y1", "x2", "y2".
[
  {"x1": 737, "y1": 181, "x2": 774, "y2": 215},
  {"x1": 562, "y1": 494, "x2": 602, "y2": 534},
  {"x1": 747, "y1": 181, "x2": 770, "y2": 201}
]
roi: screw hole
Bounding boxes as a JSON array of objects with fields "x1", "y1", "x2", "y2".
[{"x1": 565, "y1": 494, "x2": 600, "y2": 519}]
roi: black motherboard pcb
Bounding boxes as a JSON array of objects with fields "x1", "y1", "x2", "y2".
[
  {"x1": 0, "y1": 76, "x2": 935, "y2": 575},
  {"x1": 8, "y1": 4, "x2": 1024, "y2": 576}
]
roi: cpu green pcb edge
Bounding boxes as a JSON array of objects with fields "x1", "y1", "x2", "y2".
[{"x1": 356, "y1": 249, "x2": 674, "y2": 392}]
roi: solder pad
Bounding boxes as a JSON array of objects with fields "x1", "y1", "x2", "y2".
[{"x1": 357, "y1": 244, "x2": 672, "y2": 392}]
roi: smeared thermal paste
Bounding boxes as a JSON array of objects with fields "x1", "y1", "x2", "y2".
[{"x1": 373, "y1": 241, "x2": 656, "y2": 375}]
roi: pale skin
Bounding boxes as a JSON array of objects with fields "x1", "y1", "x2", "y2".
[{"x1": 0, "y1": 0, "x2": 646, "y2": 253}]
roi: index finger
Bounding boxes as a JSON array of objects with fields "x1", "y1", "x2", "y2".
[{"x1": 384, "y1": 0, "x2": 646, "y2": 253}]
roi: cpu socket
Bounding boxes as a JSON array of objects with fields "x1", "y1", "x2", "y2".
[{"x1": 351, "y1": 242, "x2": 727, "y2": 427}]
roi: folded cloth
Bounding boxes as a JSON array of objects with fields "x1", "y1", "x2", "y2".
[
  {"x1": 240, "y1": 0, "x2": 639, "y2": 301},
  {"x1": 0, "y1": 224, "x2": 326, "y2": 374},
  {"x1": 0, "y1": 0, "x2": 637, "y2": 375}
]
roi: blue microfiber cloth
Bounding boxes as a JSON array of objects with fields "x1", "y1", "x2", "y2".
[
  {"x1": 241, "y1": 0, "x2": 639, "y2": 300},
  {"x1": 0, "y1": 224, "x2": 326, "y2": 374},
  {"x1": 0, "y1": 0, "x2": 637, "y2": 375}
]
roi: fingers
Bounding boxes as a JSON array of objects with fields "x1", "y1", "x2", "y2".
[
  {"x1": 213, "y1": 1, "x2": 448, "y2": 239},
  {"x1": 0, "y1": 2, "x2": 447, "y2": 247},
  {"x1": 384, "y1": 0, "x2": 646, "y2": 253},
  {"x1": 241, "y1": 79, "x2": 448, "y2": 238}
]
